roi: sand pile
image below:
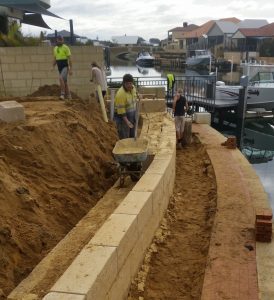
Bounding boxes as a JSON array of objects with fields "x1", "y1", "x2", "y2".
[
  {"x1": 28, "y1": 84, "x2": 81, "y2": 99},
  {"x1": 0, "y1": 97, "x2": 118, "y2": 297}
]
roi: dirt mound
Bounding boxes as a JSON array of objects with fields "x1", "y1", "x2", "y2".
[
  {"x1": 0, "y1": 98, "x2": 118, "y2": 297},
  {"x1": 28, "y1": 84, "x2": 81, "y2": 99}
]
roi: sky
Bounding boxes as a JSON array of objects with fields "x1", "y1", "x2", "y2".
[{"x1": 22, "y1": 0, "x2": 274, "y2": 41}]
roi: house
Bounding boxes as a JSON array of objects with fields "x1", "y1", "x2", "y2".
[
  {"x1": 0, "y1": 0, "x2": 60, "y2": 29},
  {"x1": 207, "y1": 20, "x2": 239, "y2": 50},
  {"x1": 149, "y1": 38, "x2": 161, "y2": 47},
  {"x1": 232, "y1": 22, "x2": 274, "y2": 53},
  {"x1": 167, "y1": 22, "x2": 199, "y2": 49},
  {"x1": 182, "y1": 20, "x2": 215, "y2": 50},
  {"x1": 46, "y1": 30, "x2": 82, "y2": 45}
]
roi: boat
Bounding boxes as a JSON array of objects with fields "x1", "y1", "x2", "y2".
[
  {"x1": 186, "y1": 49, "x2": 213, "y2": 69},
  {"x1": 136, "y1": 51, "x2": 155, "y2": 66},
  {"x1": 242, "y1": 118, "x2": 274, "y2": 163},
  {"x1": 137, "y1": 66, "x2": 149, "y2": 75},
  {"x1": 215, "y1": 63, "x2": 274, "y2": 110}
]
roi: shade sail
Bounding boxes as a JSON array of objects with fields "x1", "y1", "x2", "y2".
[
  {"x1": 22, "y1": 13, "x2": 51, "y2": 29},
  {"x1": 0, "y1": 3, "x2": 62, "y2": 18}
]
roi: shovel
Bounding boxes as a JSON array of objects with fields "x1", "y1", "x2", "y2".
[{"x1": 134, "y1": 93, "x2": 141, "y2": 140}]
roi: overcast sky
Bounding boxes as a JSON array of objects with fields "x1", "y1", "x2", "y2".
[{"x1": 22, "y1": 0, "x2": 274, "y2": 41}]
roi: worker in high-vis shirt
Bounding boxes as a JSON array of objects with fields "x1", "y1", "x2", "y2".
[
  {"x1": 114, "y1": 74, "x2": 137, "y2": 139},
  {"x1": 53, "y1": 35, "x2": 72, "y2": 100},
  {"x1": 167, "y1": 73, "x2": 175, "y2": 98}
]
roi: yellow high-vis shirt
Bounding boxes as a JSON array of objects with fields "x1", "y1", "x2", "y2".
[
  {"x1": 114, "y1": 86, "x2": 137, "y2": 116},
  {"x1": 54, "y1": 44, "x2": 71, "y2": 60}
]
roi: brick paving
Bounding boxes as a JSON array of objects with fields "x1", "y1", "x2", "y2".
[{"x1": 193, "y1": 124, "x2": 264, "y2": 300}]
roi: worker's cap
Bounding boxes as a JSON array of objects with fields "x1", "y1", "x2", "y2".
[{"x1": 123, "y1": 73, "x2": 134, "y2": 83}]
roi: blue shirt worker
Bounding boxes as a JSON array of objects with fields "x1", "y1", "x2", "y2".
[
  {"x1": 53, "y1": 35, "x2": 72, "y2": 100},
  {"x1": 114, "y1": 74, "x2": 137, "y2": 139}
]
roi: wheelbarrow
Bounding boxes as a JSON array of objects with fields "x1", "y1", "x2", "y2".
[{"x1": 112, "y1": 138, "x2": 148, "y2": 187}]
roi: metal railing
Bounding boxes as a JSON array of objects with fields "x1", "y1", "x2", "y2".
[{"x1": 107, "y1": 74, "x2": 217, "y2": 112}]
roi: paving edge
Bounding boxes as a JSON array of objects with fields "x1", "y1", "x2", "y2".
[{"x1": 193, "y1": 123, "x2": 271, "y2": 300}]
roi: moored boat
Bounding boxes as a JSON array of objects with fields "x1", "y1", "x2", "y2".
[
  {"x1": 186, "y1": 49, "x2": 213, "y2": 69},
  {"x1": 215, "y1": 63, "x2": 274, "y2": 110},
  {"x1": 136, "y1": 51, "x2": 155, "y2": 67}
]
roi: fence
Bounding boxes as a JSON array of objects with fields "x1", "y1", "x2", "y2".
[{"x1": 107, "y1": 74, "x2": 217, "y2": 112}]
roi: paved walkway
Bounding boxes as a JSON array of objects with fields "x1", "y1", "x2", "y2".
[{"x1": 193, "y1": 123, "x2": 273, "y2": 300}]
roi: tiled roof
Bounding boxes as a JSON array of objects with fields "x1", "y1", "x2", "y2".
[
  {"x1": 170, "y1": 24, "x2": 199, "y2": 32},
  {"x1": 183, "y1": 20, "x2": 215, "y2": 38},
  {"x1": 238, "y1": 22, "x2": 274, "y2": 37}
]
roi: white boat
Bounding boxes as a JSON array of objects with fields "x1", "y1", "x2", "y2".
[
  {"x1": 137, "y1": 66, "x2": 149, "y2": 75},
  {"x1": 215, "y1": 63, "x2": 274, "y2": 110},
  {"x1": 136, "y1": 51, "x2": 155, "y2": 66},
  {"x1": 186, "y1": 50, "x2": 212, "y2": 69}
]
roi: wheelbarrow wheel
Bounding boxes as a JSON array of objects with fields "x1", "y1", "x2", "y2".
[
  {"x1": 128, "y1": 162, "x2": 142, "y2": 182},
  {"x1": 120, "y1": 176, "x2": 125, "y2": 187},
  {"x1": 130, "y1": 173, "x2": 141, "y2": 182}
]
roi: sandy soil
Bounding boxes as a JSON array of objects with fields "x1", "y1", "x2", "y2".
[
  {"x1": 128, "y1": 137, "x2": 217, "y2": 300},
  {"x1": 0, "y1": 91, "x2": 118, "y2": 298}
]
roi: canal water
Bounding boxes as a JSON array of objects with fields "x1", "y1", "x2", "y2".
[{"x1": 108, "y1": 63, "x2": 274, "y2": 210}]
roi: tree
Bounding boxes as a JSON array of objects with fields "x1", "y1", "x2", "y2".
[
  {"x1": 0, "y1": 15, "x2": 8, "y2": 35},
  {"x1": 0, "y1": 20, "x2": 41, "y2": 46}
]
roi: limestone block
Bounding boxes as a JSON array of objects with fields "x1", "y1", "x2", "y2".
[
  {"x1": 11, "y1": 79, "x2": 26, "y2": 88},
  {"x1": 0, "y1": 101, "x2": 25, "y2": 123},
  {"x1": 145, "y1": 158, "x2": 170, "y2": 175},
  {"x1": 141, "y1": 211, "x2": 161, "y2": 251},
  {"x1": 31, "y1": 55, "x2": 47, "y2": 63},
  {"x1": 158, "y1": 136, "x2": 176, "y2": 153},
  {"x1": 114, "y1": 191, "x2": 153, "y2": 235},
  {"x1": 140, "y1": 99, "x2": 166, "y2": 113},
  {"x1": 9, "y1": 64, "x2": 25, "y2": 72},
  {"x1": 1, "y1": 55, "x2": 16, "y2": 63},
  {"x1": 133, "y1": 174, "x2": 163, "y2": 217},
  {"x1": 107, "y1": 254, "x2": 131, "y2": 300},
  {"x1": 91, "y1": 214, "x2": 138, "y2": 269},
  {"x1": 43, "y1": 292, "x2": 85, "y2": 300},
  {"x1": 129, "y1": 237, "x2": 145, "y2": 278},
  {"x1": 193, "y1": 112, "x2": 211, "y2": 125},
  {"x1": 50, "y1": 245, "x2": 117, "y2": 300},
  {"x1": 8, "y1": 293, "x2": 38, "y2": 300},
  {"x1": 139, "y1": 86, "x2": 165, "y2": 98}
]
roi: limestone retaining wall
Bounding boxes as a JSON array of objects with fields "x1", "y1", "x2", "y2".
[
  {"x1": 8, "y1": 112, "x2": 176, "y2": 300},
  {"x1": 0, "y1": 46, "x2": 104, "y2": 99},
  {"x1": 42, "y1": 114, "x2": 176, "y2": 300}
]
